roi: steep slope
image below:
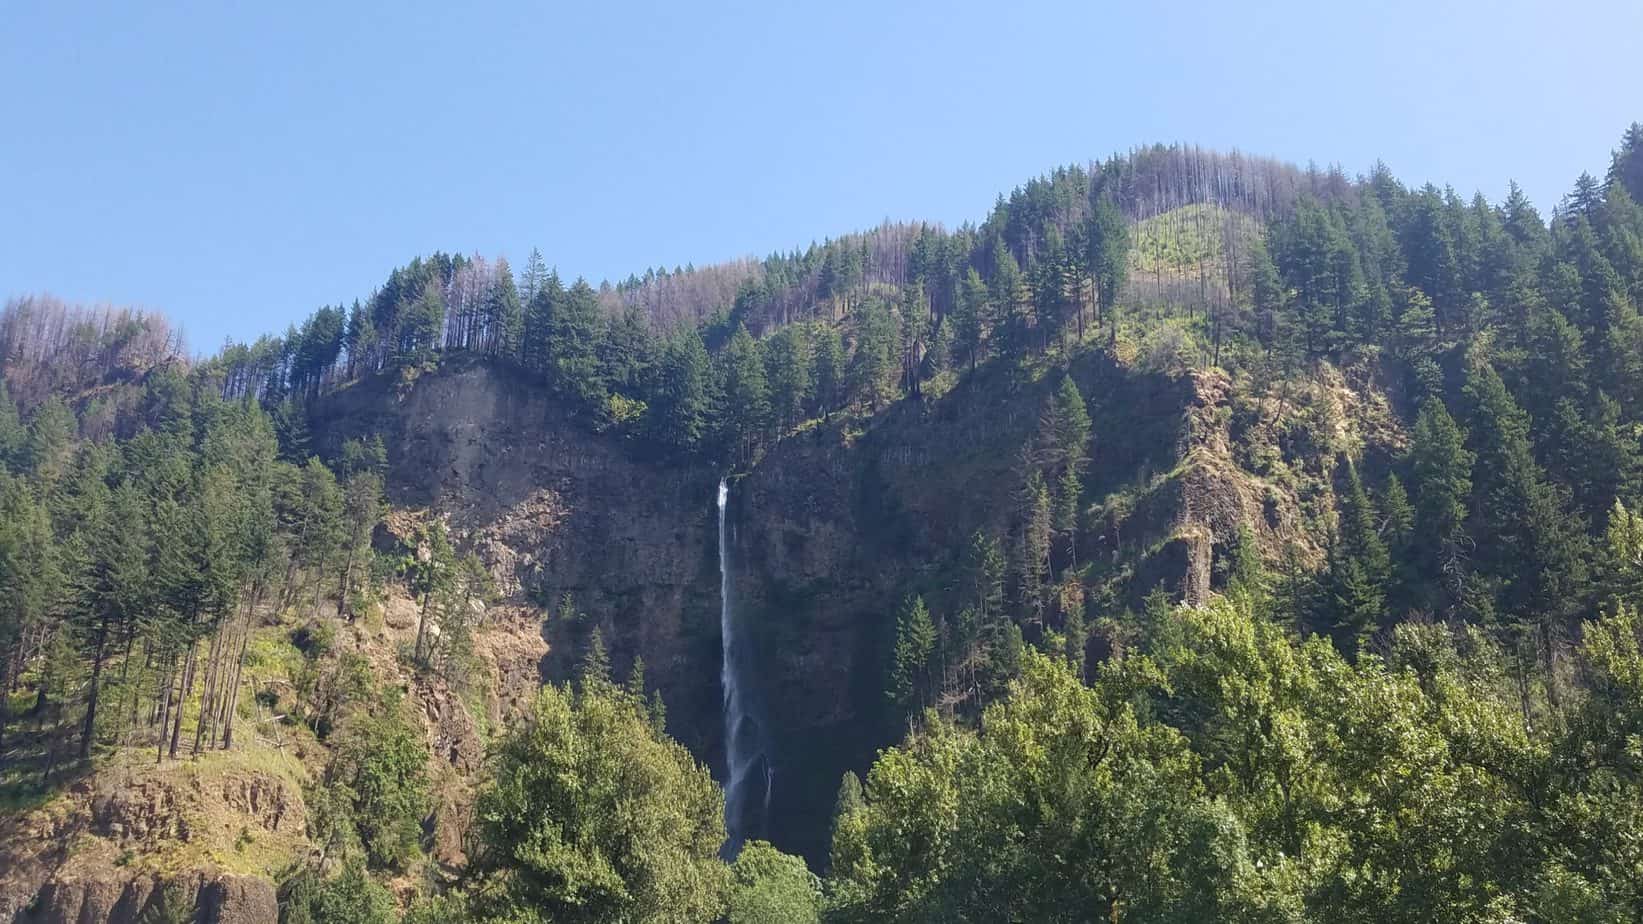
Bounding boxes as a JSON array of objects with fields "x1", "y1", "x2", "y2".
[{"x1": 301, "y1": 348, "x2": 1403, "y2": 865}]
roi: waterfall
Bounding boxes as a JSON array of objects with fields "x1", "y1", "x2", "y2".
[{"x1": 718, "y1": 477, "x2": 769, "y2": 855}]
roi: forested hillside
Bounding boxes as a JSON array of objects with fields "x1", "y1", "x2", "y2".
[{"x1": 1, "y1": 124, "x2": 1643, "y2": 922}]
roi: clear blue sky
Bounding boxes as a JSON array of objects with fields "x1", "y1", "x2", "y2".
[{"x1": 2, "y1": 0, "x2": 1638, "y2": 351}]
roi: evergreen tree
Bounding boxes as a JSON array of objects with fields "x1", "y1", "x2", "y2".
[
  {"x1": 647, "y1": 329, "x2": 712, "y2": 454},
  {"x1": 1464, "y1": 357, "x2": 1589, "y2": 627},
  {"x1": 951, "y1": 268, "x2": 989, "y2": 372},
  {"x1": 1408, "y1": 399, "x2": 1475, "y2": 613},
  {"x1": 0, "y1": 476, "x2": 57, "y2": 753},
  {"x1": 1019, "y1": 470, "x2": 1053, "y2": 626},
  {"x1": 397, "y1": 284, "x2": 446, "y2": 363},
  {"x1": 718, "y1": 325, "x2": 771, "y2": 465},
  {"x1": 517, "y1": 247, "x2": 548, "y2": 306},
  {"x1": 521, "y1": 269, "x2": 562, "y2": 374},
  {"x1": 549, "y1": 279, "x2": 607, "y2": 410},
  {"x1": 484, "y1": 261, "x2": 524, "y2": 358},
  {"x1": 846, "y1": 299, "x2": 898, "y2": 411},
  {"x1": 1610, "y1": 122, "x2": 1643, "y2": 204},
  {"x1": 76, "y1": 482, "x2": 149, "y2": 759},
  {"x1": 763, "y1": 324, "x2": 812, "y2": 431},
  {"x1": 1326, "y1": 463, "x2": 1391, "y2": 651},
  {"x1": 888, "y1": 595, "x2": 937, "y2": 715},
  {"x1": 0, "y1": 381, "x2": 23, "y2": 471},
  {"x1": 830, "y1": 770, "x2": 865, "y2": 850},
  {"x1": 23, "y1": 396, "x2": 76, "y2": 483},
  {"x1": 988, "y1": 247, "x2": 1032, "y2": 359},
  {"x1": 599, "y1": 305, "x2": 656, "y2": 397},
  {"x1": 811, "y1": 325, "x2": 843, "y2": 418},
  {"x1": 1083, "y1": 196, "x2": 1130, "y2": 331}
]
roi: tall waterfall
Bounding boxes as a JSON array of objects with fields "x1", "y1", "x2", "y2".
[{"x1": 718, "y1": 477, "x2": 769, "y2": 855}]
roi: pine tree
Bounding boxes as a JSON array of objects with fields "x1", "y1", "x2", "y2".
[
  {"x1": 1083, "y1": 196, "x2": 1130, "y2": 333},
  {"x1": 888, "y1": 595, "x2": 936, "y2": 714},
  {"x1": 518, "y1": 247, "x2": 548, "y2": 306},
  {"x1": 549, "y1": 279, "x2": 607, "y2": 410},
  {"x1": 1222, "y1": 524, "x2": 1266, "y2": 602},
  {"x1": 763, "y1": 325, "x2": 813, "y2": 431},
  {"x1": 897, "y1": 283, "x2": 927, "y2": 398},
  {"x1": 846, "y1": 299, "x2": 897, "y2": 411},
  {"x1": 411, "y1": 521, "x2": 455, "y2": 666},
  {"x1": 398, "y1": 284, "x2": 446, "y2": 363},
  {"x1": 951, "y1": 268, "x2": 989, "y2": 372},
  {"x1": 24, "y1": 396, "x2": 76, "y2": 484},
  {"x1": 599, "y1": 306, "x2": 656, "y2": 398},
  {"x1": 988, "y1": 248, "x2": 1032, "y2": 359},
  {"x1": 1408, "y1": 399, "x2": 1475, "y2": 613},
  {"x1": 0, "y1": 476, "x2": 57, "y2": 753},
  {"x1": 1610, "y1": 122, "x2": 1643, "y2": 204},
  {"x1": 77, "y1": 482, "x2": 149, "y2": 759},
  {"x1": 1045, "y1": 375, "x2": 1092, "y2": 472},
  {"x1": 0, "y1": 381, "x2": 23, "y2": 471},
  {"x1": 718, "y1": 325, "x2": 771, "y2": 465},
  {"x1": 1326, "y1": 463, "x2": 1391, "y2": 651},
  {"x1": 647, "y1": 329, "x2": 712, "y2": 454},
  {"x1": 830, "y1": 770, "x2": 864, "y2": 850},
  {"x1": 1020, "y1": 470, "x2": 1053, "y2": 627},
  {"x1": 811, "y1": 325, "x2": 843, "y2": 418},
  {"x1": 1464, "y1": 357, "x2": 1589, "y2": 627},
  {"x1": 521, "y1": 270, "x2": 561, "y2": 374},
  {"x1": 485, "y1": 262, "x2": 524, "y2": 358},
  {"x1": 1380, "y1": 474, "x2": 1414, "y2": 550},
  {"x1": 1602, "y1": 500, "x2": 1643, "y2": 610}
]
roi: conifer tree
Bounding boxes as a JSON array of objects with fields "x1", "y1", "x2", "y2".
[
  {"x1": 1083, "y1": 196, "x2": 1130, "y2": 332},
  {"x1": 647, "y1": 329, "x2": 712, "y2": 454},
  {"x1": 24, "y1": 396, "x2": 75, "y2": 484},
  {"x1": 0, "y1": 381, "x2": 23, "y2": 471},
  {"x1": 1020, "y1": 470, "x2": 1053, "y2": 627},
  {"x1": 951, "y1": 268, "x2": 988, "y2": 372},
  {"x1": 484, "y1": 261, "x2": 524, "y2": 358},
  {"x1": 811, "y1": 325, "x2": 843, "y2": 418},
  {"x1": 763, "y1": 324, "x2": 813, "y2": 431},
  {"x1": 719, "y1": 325, "x2": 771, "y2": 465},
  {"x1": 846, "y1": 299, "x2": 897, "y2": 411},
  {"x1": 77, "y1": 482, "x2": 149, "y2": 759},
  {"x1": 1326, "y1": 463, "x2": 1391, "y2": 651},
  {"x1": 1408, "y1": 399, "x2": 1475, "y2": 613},
  {"x1": 888, "y1": 595, "x2": 936, "y2": 714},
  {"x1": 1464, "y1": 357, "x2": 1589, "y2": 627},
  {"x1": 549, "y1": 279, "x2": 607, "y2": 410}
]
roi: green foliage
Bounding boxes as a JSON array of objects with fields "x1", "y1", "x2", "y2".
[
  {"x1": 835, "y1": 591, "x2": 1643, "y2": 922},
  {"x1": 1325, "y1": 462, "x2": 1392, "y2": 650},
  {"x1": 1464, "y1": 355, "x2": 1590, "y2": 626},
  {"x1": 471, "y1": 678, "x2": 727, "y2": 924},
  {"x1": 887, "y1": 595, "x2": 936, "y2": 715},
  {"x1": 647, "y1": 328, "x2": 712, "y2": 454},
  {"x1": 727, "y1": 840, "x2": 821, "y2": 924},
  {"x1": 280, "y1": 862, "x2": 397, "y2": 924},
  {"x1": 832, "y1": 650, "x2": 1259, "y2": 922},
  {"x1": 325, "y1": 705, "x2": 431, "y2": 871}
]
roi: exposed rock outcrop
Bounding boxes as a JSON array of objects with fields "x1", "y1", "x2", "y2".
[{"x1": 303, "y1": 352, "x2": 1403, "y2": 865}]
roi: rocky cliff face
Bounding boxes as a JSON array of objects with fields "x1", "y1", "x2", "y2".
[
  {"x1": 0, "y1": 764, "x2": 291, "y2": 924},
  {"x1": 307, "y1": 352, "x2": 1402, "y2": 866},
  {"x1": 314, "y1": 359, "x2": 726, "y2": 758}
]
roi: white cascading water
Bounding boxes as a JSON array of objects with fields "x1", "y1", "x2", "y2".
[{"x1": 718, "y1": 477, "x2": 768, "y2": 855}]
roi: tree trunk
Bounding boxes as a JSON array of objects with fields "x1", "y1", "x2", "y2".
[
  {"x1": 167, "y1": 636, "x2": 198, "y2": 761},
  {"x1": 222, "y1": 591, "x2": 259, "y2": 749},
  {"x1": 78, "y1": 614, "x2": 112, "y2": 760},
  {"x1": 156, "y1": 654, "x2": 176, "y2": 764},
  {"x1": 191, "y1": 624, "x2": 225, "y2": 757}
]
